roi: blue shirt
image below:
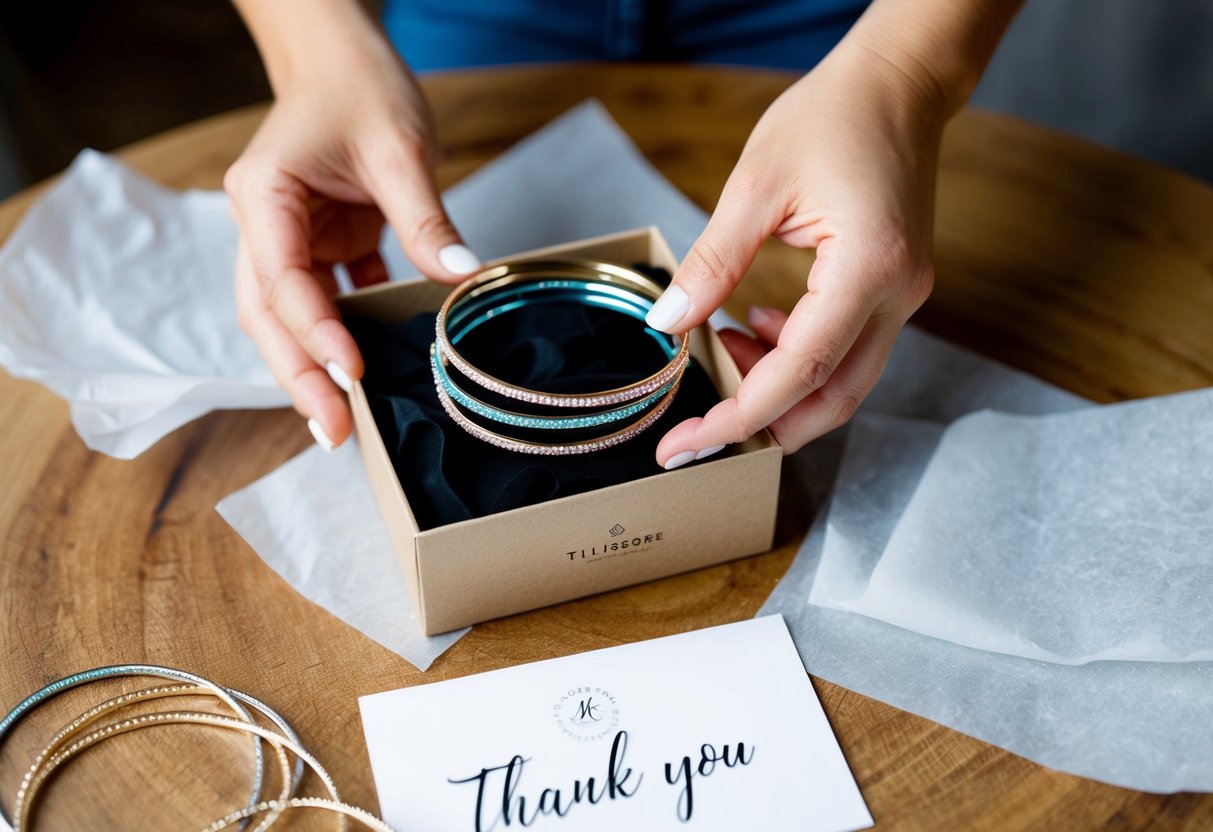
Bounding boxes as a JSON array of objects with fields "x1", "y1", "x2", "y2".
[{"x1": 383, "y1": 0, "x2": 867, "y2": 73}]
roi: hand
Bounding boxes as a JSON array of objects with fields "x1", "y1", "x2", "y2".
[
  {"x1": 225, "y1": 37, "x2": 479, "y2": 451},
  {"x1": 645, "y1": 39, "x2": 950, "y2": 468}
]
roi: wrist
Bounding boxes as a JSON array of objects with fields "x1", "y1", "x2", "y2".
[
  {"x1": 840, "y1": 0, "x2": 1025, "y2": 118},
  {"x1": 237, "y1": 0, "x2": 402, "y2": 96}
]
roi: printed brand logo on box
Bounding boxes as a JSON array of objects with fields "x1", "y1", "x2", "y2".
[{"x1": 565, "y1": 528, "x2": 666, "y2": 562}]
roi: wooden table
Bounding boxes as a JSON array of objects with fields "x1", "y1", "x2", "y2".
[{"x1": 2, "y1": 65, "x2": 1212, "y2": 830}]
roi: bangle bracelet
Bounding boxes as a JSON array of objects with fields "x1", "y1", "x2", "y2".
[
  {"x1": 434, "y1": 259, "x2": 690, "y2": 410},
  {"x1": 431, "y1": 345, "x2": 678, "y2": 431},
  {"x1": 14, "y1": 686, "x2": 294, "y2": 832},
  {"x1": 0, "y1": 665, "x2": 393, "y2": 832},
  {"x1": 436, "y1": 377, "x2": 681, "y2": 456},
  {"x1": 17, "y1": 711, "x2": 341, "y2": 832},
  {"x1": 431, "y1": 258, "x2": 691, "y2": 452},
  {"x1": 202, "y1": 798, "x2": 395, "y2": 832},
  {"x1": 0, "y1": 665, "x2": 301, "y2": 832}
]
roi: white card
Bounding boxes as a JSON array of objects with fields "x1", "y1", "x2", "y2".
[{"x1": 359, "y1": 616, "x2": 872, "y2": 831}]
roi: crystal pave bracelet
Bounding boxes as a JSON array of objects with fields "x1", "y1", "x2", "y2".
[
  {"x1": 0, "y1": 664, "x2": 397, "y2": 832},
  {"x1": 431, "y1": 259, "x2": 691, "y2": 454}
]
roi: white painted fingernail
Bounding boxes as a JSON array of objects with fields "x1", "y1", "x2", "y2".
[
  {"x1": 325, "y1": 361, "x2": 353, "y2": 394},
  {"x1": 695, "y1": 444, "x2": 726, "y2": 460},
  {"x1": 748, "y1": 306, "x2": 771, "y2": 328},
  {"x1": 307, "y1": 418, "x2": 336, "y2": 452},
  {"x1": 709, "y1": 308, "x2": 753, "y2": 336},
  {"x1": 664, "y1": 450, "x2": 697, "y2": 470},
  {"x1": 438, "y1": 244, "x2": 482, "y2": 276},
  {"x1": 645, "y1": 285, "x2": 690, "y2": 333}
]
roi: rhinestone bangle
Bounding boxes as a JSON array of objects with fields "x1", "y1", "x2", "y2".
[
  {"x1": 0, "y1": 664, "x2": 302, "y2": 832},
  {"x1": 434, "y1": 258, "x2": 691, "y2": 410},
  {"x1": 431, "y1": 258, "x2": 691, "y2": 452}
]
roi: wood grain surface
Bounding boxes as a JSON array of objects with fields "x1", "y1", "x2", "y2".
[{"x1": 2, "y1": 64, "x2": 1212, "y2": 830}]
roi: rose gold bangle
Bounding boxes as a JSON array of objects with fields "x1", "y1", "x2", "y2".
[{"x1": 435, "y1": 258, "x2": 691, "y2": 409}]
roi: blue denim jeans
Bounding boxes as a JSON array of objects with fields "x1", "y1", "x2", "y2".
[{"x1": 384, "y1": 0, "x2": 867, "y2": 72}]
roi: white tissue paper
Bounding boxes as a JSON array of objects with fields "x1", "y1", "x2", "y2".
[
  {"x1": 762, "y1": 331, "x2": 1213, "y2": 792},
  {"x1": 0, "y1": 150, "x2": 288, "y2": 458},
  {"x1": 216, "y1": 443, "x2": 468, "y2": 672},
  {"x1": 849, "y1": 389, "x2": 1213, "y2": 665},
  {"x1": 810, "y1": 341, "x2": 1089, "y2": 612}
]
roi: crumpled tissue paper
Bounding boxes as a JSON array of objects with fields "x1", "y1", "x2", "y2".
[
  {"x1": 848, "y1": 388, "x2": 1213, "y2": 665},
  {"x1": 762, "y1": 332, "x2": 1213, "y2": 792},
  {"x1": 0, "y1": 150, "x2": 288, "y2": 458},
  {"x1": 809, "y1": 332, "x2": 1090, "y2": 613}
]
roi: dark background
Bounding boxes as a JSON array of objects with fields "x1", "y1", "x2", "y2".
[{"x1": 0, "y1": 0, "x2": 1210, "y2": 198}]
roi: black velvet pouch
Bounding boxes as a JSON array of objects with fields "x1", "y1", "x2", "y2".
[{"x1": 346, "y1": 269, "x2": 723, "y2": 531}]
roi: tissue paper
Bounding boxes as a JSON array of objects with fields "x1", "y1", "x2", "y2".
[
  {"x1": 763, "y1": 501, "x2": 1213, "y2": 794},
  {"x1": 216, "y1": 442, "x2": 468, "y2": 672},
  {"x1": 0, "y1": 150, "x2": 288, "y2": 458},
  {"x1": 810, "y1": 339, "x2": 1088, "y2": 611},
  {"x1": 850, "y1": 388, "x2": 1213, "y2": 664},
  {"x1": 762, "y1": 332, "x2": 1213, "y2": 792}
]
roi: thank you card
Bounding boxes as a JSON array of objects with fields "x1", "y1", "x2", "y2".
[{"x1": 359, "y1": 616, "x2": 872, "y2": 831}]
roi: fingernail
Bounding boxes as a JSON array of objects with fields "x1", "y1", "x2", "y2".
[
  {"x1": 748, "y1": 306, "x2": 771, "y2": 328},
  {"x1": 307, "y1": 418, "x2": 336, "y2": 452},
  {"x1": 695, "y1": 444, "x2": 726, "y2": 461},
  {"x1": 438, "y1": 244, "x2": 482, "y2": 276},
  {"x1": 645, "y1": 285, "x2": 690, "y2": 333},
  {"x1": 663, "y1": 450, "x2": 697, "y2": 470},
  {"x1": 708, "y1": 308, "x2": 753, "y2": 336},
  {"x1": 325, "y1": 361, "x2": 353, "y2": 394}
]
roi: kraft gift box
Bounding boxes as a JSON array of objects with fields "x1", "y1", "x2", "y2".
[{"x1": 336, "y1": 227, "x2": 782, "y2": 634}]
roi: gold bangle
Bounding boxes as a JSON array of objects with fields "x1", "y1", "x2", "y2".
[
  {"x1": 14, "y1": 686, "x2": 294, "y2": 832},
  {"x1": 17, "y1": 711, "x2": 332, "y2": 832},
  {"x1": 434, "y1": 258, "x2": 691, "y2": 409},
  {"x1": 0, "y1": 666, "x2": 392, "y2": 832},
  {"x1": 201, "y1": 797, "x2": 396, "y2": 832},
  {"x1": 0, "y1": 666, "x2": 302, "y2": 832}
]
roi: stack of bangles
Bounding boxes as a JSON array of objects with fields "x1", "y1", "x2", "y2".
[
  {"x1": 0, "y1": 665, "x2": 397, "y2": 832},
  {"x1": 432, "y1": 258, "x2": 691, "y2": 455}
]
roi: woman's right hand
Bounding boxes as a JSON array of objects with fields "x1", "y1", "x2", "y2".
[{"x1": 225, "y1": 8, "x2": 480, "y2": 451}]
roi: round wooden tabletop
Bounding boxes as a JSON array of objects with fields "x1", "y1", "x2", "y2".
[{"x1": 2, "y1": 65, "x2": 1212, "y2": 830}]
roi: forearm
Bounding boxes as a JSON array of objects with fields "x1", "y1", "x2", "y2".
[
  {"x1": 841, "y1": 0, "x2": 1025, "y2": 116},
  {"x1": 231, "y1": 0, "x2": 400, "y2": 94}
]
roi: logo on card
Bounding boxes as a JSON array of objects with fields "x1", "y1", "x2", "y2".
[
  {"x1": 553, "y1": 686, "x2": 621, "y2": 742},
  {"x1": 608, "y1": 523, "x2": 626, "y2": 537}
]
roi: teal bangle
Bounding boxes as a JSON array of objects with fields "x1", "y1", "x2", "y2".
[
  {"x1": 431, "y1": 345, "x2": 678, "y2": 431},
  {"x1": 0, "y1": 664, "x2": 304, "y2": 832},
  {"x1": 430, "y1": 258, "x2": 691, "y2": 453}
]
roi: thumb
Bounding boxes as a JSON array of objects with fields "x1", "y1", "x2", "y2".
[
  {"x1": 645, "y1": 180, "x2": 776, "y2": 334},
  {"x1": 367, "y1": 149, "x2": 480, "y2": 284}
]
